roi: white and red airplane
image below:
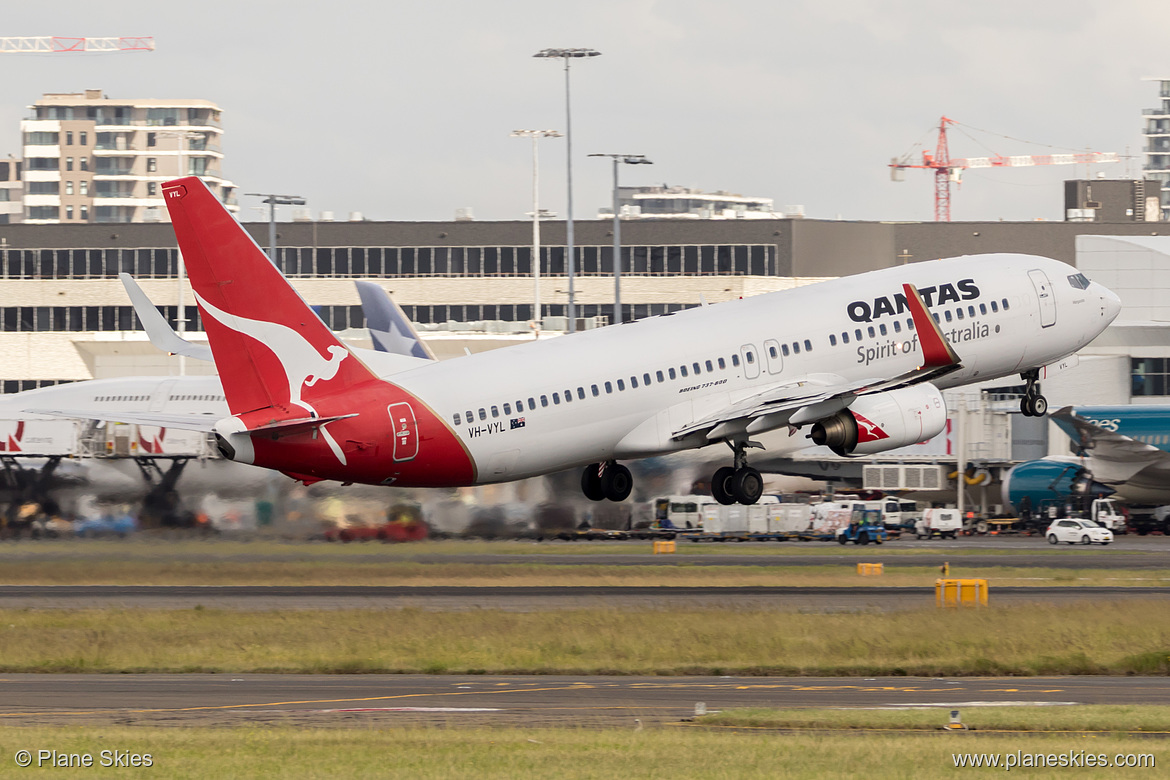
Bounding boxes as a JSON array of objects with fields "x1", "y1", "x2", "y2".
[{"x1": 31, "y1": 177, "x2": 1120, "y2": 505}]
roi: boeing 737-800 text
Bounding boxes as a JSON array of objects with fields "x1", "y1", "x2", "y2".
[{"x1": 34, "y1": 177, "x2": 1121, "y2": 505}]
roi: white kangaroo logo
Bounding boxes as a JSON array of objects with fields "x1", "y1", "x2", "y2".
[{"x1": 194, "y1": 291, "x2": 350, "y2": 465}]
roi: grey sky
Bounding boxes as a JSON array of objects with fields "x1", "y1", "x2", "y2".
[{"x1": 3, "y1": 1, "x2": 1169, "y2": 224}]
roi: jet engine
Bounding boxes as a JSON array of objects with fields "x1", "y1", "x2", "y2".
[{"x1": 809, "y1": 383, "x2": 947, "y2": 457}]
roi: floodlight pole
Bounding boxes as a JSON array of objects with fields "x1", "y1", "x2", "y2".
[
  {"x1": 512, "y1": 130, "x2": 561, "y2": 331},
  {"x1": 534, "y1": 48, "x2": 600, "y2": 332},
  {"x1": 160, "y1": 130, "x2": 202, "y2": 376},
  {"x1": 245, "y1": 192, "x2": 307, "y2": 262},
  {"x1": 589, "y1": 154, "x2": 652, "y2": 325}
]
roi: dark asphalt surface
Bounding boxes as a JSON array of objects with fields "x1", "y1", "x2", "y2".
[
  {"x1": 3, "y1": 674, "x2": 1167, "y2": 727},
  {"x1": 0, "y1": 584, "x2": 1165, "y2": 611},
  {"x1": 373, "y1": 552, "x2": 1170, "y2": 569}
]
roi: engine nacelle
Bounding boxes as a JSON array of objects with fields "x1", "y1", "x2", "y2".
[{"x1": 809, "y1": 384, "x2": 947, "y2": 457}]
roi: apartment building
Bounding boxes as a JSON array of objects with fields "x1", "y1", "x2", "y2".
[
  {"x1": 21, "y1": 90, "x2": 235, "y2": 224},
  {"x1": 1143, "y1": 77, "x2": 1170, "y2": 221}
]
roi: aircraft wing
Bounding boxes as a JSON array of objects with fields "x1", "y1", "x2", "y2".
[
  {"x1": 672, "y1": 283, "x2": 962, "y2": 441},
  {"x1": 119, "y1": 273, "x2": 214, "y2": 362},
  {"x1": 1049, "y1": 406, "x2": 1170, "y2": 485},
  {"x1": 22, "y1": 408, "x2": 220, "y2": 432}
]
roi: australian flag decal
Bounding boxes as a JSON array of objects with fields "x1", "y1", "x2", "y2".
[{"x1": 511, "y1": 417, "x2": 526, "y2": 430}]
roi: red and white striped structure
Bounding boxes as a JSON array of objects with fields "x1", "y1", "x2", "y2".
[{"x1": 0, "y1": 36, "x2": 153, "y2": 53}]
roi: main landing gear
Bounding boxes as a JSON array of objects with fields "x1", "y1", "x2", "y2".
[
  {"x1": 581, "y1": 461, "x2": 633, "y2": 502},
  {"x1": 1019, "y1": 369, "x2": 1048, "y2": 418},
  {"x1": 710, "y1": 440, "x2": 764, "y2": 506}
]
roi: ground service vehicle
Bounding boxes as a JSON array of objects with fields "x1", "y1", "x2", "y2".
[
  {"x1": 836, "y1": 508, "x2": 888, "y2": 545},
  {"x1": 915, "y1": 507, "x2": 962, "y2": 539}
]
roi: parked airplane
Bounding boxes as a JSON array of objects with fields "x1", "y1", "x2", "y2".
[
  {"x1": 27, "y1": 177, "x2": 1120, "y2": 505},
  {"x1": 1004, "y1": 405, "x2": 1170, "y2": 509}
]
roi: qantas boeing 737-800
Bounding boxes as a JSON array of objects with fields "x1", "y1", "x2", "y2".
[{"x1": 30, "y1": 177, "x2": 1121, "y2": 505}]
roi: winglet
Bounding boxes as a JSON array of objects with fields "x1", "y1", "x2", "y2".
[
  {"x1": 119, "y1": 273, "x2": 214, "y2": 362},
  {"x1": 902, "y1": 283, "x2": 960, "y2": 369}
]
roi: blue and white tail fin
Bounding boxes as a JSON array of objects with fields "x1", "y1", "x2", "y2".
[{"x1": 355, "y1": 281, "x2": 436, "y2": 360}]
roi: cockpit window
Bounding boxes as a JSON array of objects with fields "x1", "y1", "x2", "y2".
[{"x1": 1067, "y1": 273, "x2": 1091, "y2": 290}]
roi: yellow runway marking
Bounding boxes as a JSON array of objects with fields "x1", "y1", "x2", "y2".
[{"x1": 0, "y1": 684, "x2": 597, "y2": 719}]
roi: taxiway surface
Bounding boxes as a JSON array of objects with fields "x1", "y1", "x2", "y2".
[{"x1": 3, "y1": 674, "x2": 1167, "y2": 727}]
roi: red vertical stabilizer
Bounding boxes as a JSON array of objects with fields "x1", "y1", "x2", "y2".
[{"x1": 162, "y1": 177, "x2": 377, "y2": 418}]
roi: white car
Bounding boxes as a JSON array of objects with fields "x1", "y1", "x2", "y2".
[{"x1": 1045, "y1": 518, "x2": 1113, "y2": 546}]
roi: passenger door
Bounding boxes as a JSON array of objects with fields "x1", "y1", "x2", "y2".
[
  {"x1": 763, "y1": 339, "x2": 784, "y2": 375},
  {"x1": 1028, "y1": 269, "x2": 1056, "y2": 328},
  {"x1": 740, "y1": 344, "x2": 761, "y2": 380}
]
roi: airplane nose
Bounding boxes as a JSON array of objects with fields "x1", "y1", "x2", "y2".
[{"x1": 1099, "y1": 285, "x2": 1122, "y2": 323}]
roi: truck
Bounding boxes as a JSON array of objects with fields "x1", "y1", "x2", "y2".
[{"x1": 914, "y1": 507, "x2": 962, "y2": 539}]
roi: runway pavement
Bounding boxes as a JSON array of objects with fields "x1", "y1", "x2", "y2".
[
  {"x1": 0, "y1": 584, "x2": 1166, "y2": 611},
  {"x1": 3, "y1": 674, "x2": 1167, "y2": 727}
]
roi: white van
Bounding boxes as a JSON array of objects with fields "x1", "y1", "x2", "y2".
[{"x1": 915, "y1": 508, "x2": 962, "y2": 539}]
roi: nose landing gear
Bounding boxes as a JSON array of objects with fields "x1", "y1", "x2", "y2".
[
  {"x1": 581, "y1": 461, "x2": 633, "y2": 502},
  {"x1": 1019, "y1": 370, "x2": 1048, "y2": 417},
  {"x1": 710, "y1": 439, "x2": 764, "y2": 505}
]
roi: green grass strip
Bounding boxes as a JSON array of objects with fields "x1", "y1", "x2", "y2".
[
  {"x1": 700, "y1": 705, "x2": 1170, "y2": 732},
  {"x1": 0, "y1": 725, "x2": 1158, "y2": 779},
  {"x1": 2, "y1": 603, "x2": 1170, "y2": 675}
]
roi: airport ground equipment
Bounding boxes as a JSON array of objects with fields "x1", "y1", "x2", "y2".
[
  {"x1": 936, "y1": 578, "x2": 989, "y2": 607},
  {"x1": 0, "y1": 418, "x2": 216, "y2": 528},
  {"x1": 915, "y1": 507, "x2": 962, "y2": 539},
  {"x1": 835, "y1": 509, "x2": 888, "y2": 545}
]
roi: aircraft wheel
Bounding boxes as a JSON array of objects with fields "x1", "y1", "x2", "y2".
[
  {"x1": 711, "y1": 467, "x2": 737, "y2": 506},
  {"x1": 581, "y1": 465, "x2": 605, "y2": 502},
  {"x1": 1047, "y1": 534, "x2": 1058, "y2": 545},
  {"x1": 1026, "y1": 394, "x2": 1048, "y2": 417},
  {"x1": 731, "y1": 467, "x2": 763, "y2": 505},
  {"x1": 601, "y1": 463, "x2": 633, "y2": 502},
  {"x1": 1020, "y1": 397, "x2": 1032, "y2": 417}
]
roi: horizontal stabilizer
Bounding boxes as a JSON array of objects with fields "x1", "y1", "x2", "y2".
[{"x1": 246, "y1": 413, "x2": 358, "y2": 438}]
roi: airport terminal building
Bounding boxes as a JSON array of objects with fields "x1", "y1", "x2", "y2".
[{"x1": 2, "y1": 215, "x2": 1170, "y2": 391}]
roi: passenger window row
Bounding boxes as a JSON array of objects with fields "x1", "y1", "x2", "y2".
[
  {"x1": 826, "y1": 297, "x2": 1011, "y2": 347},
  {"x1": 830, "y1": 318, "x2": 916, "y2": 347},
  {"x1": 95, "y1": 393, "x2": 225, "y2": 403},
  {"x1": 452, "y1": 349, "x2": 754, "y2": 427}
]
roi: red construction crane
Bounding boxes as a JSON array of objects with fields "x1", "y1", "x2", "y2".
[
  {"x1": 890, "y1": 116, "x2": 1119, "y2": 221},
  {"x1": 0, "y1": 36, "x2": 153, "y2": 53}
]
